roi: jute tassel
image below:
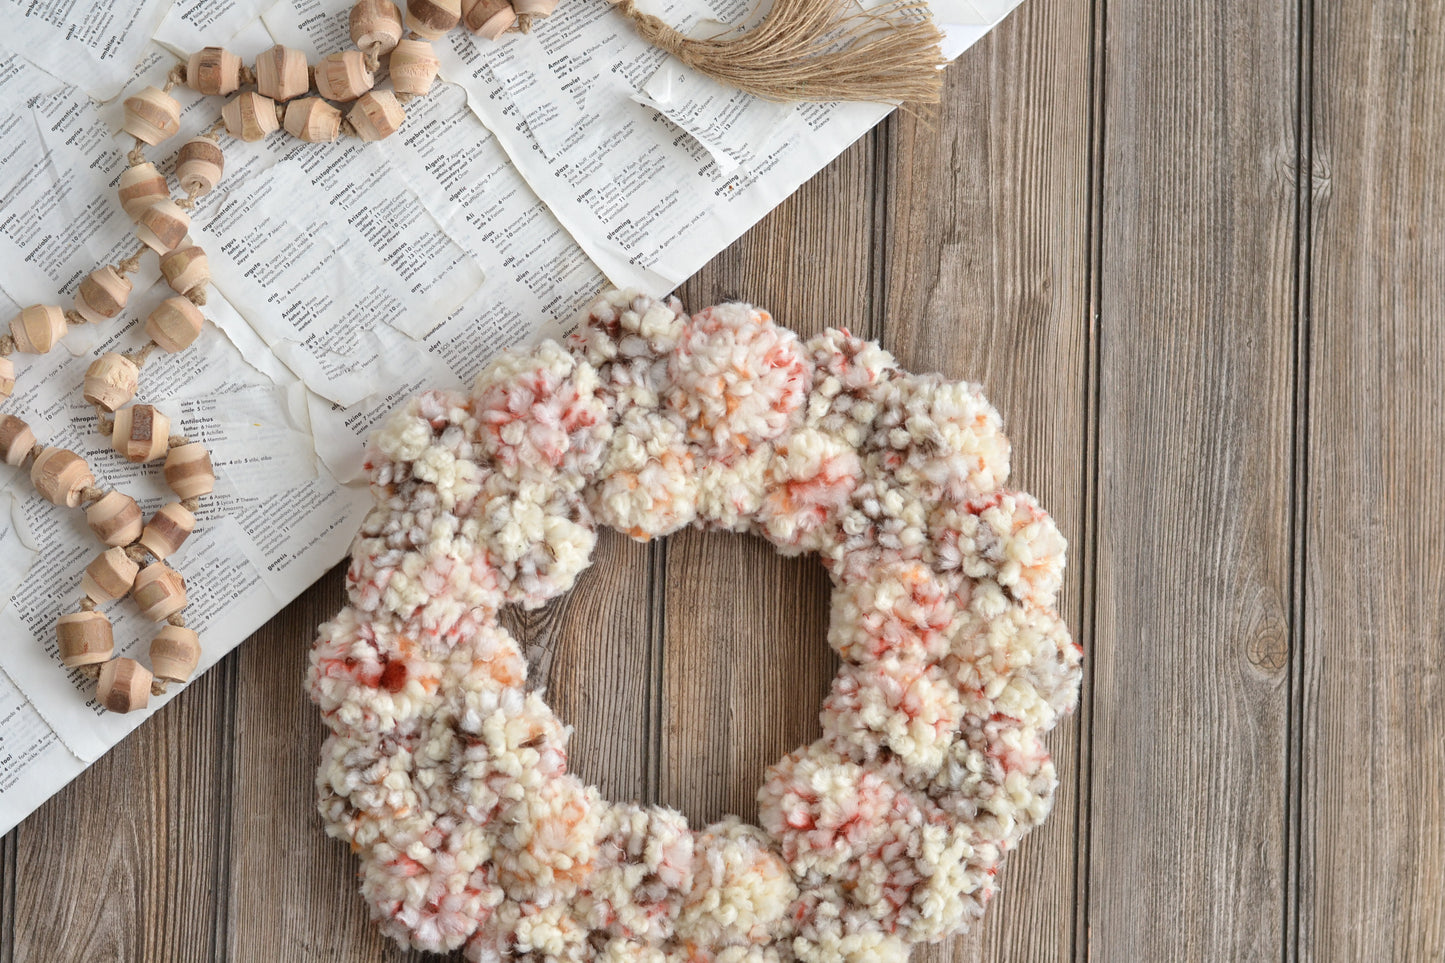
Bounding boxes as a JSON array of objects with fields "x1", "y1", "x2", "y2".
[{"x1": 611, "y1": 0, "x2": 945, "y2": 103}]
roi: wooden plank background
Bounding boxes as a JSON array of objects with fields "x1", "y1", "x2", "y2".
[{"x1": 5, "y1": 0, "x2": 1445, "y2": 958}]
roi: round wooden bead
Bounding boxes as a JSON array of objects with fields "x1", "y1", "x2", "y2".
[
  {"x1": 30, "y1": 448, "x2": 94, "y2": 507},
  {"x1": 83, "y1": 352, "x2": 140, "y2": 412},
  {"x1": 150, "y1": 625, "x2": 202, "y2": 683},
  {"x1": 139, "y1": 502, "x2": 195, "y2": 561},
  {"x1": 350, "y1": 0, "x2": 404, "y2": 53},
  {"x1": 255, "y1": 44, "x2": 309, "y2": 102},
  {"x1": 0, "y1": 415, "x2": 34, "y2": 467},
  {"x1": 511, "y1": 0, "x2": 557, "y2": 16},
  {"x1": 145, "y1": 296, "x2": 204, "y2": 353},
  {"x1": 135, "y1": 200, "x2": 190, "y2": 254},
  {"x1": 118, "y1": 163, "x2": 169, "y2": 221},
  {"x1": 222, "y1": 91, "x2": 281, "y2": 143},
  {"x1": 315, "y1": 51, "x2": 374, "y2": 102},
  {"x1": 56, "y1": 611, "x2": 114, "y2": 667},
  {"x1": 74, "y1": 266, "x2": 133, "y2": 323},
  {"x1": 407, "y1": 0, "x2": 461, "y2": 38},
  {"x1": 132, "y1": 562, "x2": 186, "y2": 622},
  {"x1": 9, "y1": 304, "x2": 66, "y2": 354},
  {"x1": 186, "y1": 47, "x2": 242, "y2": 96},
  {"x1": 81, "y1": 546, "x2": 141, "y2": 603},
  {"x1": 86, "y1": 491, "x2": 144, "y2": 546},
  {"x1": 348, "y1": 91, "x2": 406, "y2": 141},
  {"x1": 0, "y1": 357, "x2": 13, "y2": 401},
  {"x1": 112, "y1": 404, "x2": 171, "y2": 464},
  {"x1": 176, "y1": 138, "x2": 224, "y2": 196},
  {"x1": 164, "y1": 443, "x2": 214, "y2": 499},
  {"x1": 159, "y1": 245, "x2": 210, "y2": 297},
  {"x1": 96, "y1": 657, "x2": 151, "y2": 713},
  {"x1": 388, "y1": 38, "x2": 439, "y2": 95},
  {"x1": 283, "y1": 98, "x2": 343, "y2": 143},
  {"x1": 122, "y1": 87, "x2": 181, "y2": 145},
  {"x1": 462, "y1": 0, "x2": 515, "y2": 37}
]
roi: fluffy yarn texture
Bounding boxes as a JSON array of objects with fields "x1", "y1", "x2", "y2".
[{"x1": 310, "y1": 290, "x2": 1082, "y2": 961}]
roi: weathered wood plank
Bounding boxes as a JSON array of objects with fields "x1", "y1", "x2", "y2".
[
  {"x1": 1084, "y1": 0, "x2": 1300, "y2": 959},
  {"x1": 1297, "y1": 1, "x2": 1445, "y2": 957},
  {"x1": 882, "y1": 0, "x2": 1093, "y2": 959},
  {"x1": 9, "y1": 652, "x2": 234, "y2": 962}
]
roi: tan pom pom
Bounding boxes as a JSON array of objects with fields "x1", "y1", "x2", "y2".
[
  {"x1": 145, "y1": 296, "x2": 205, "y2": 353},
  {"x1": 186, "y1": 47, "x2": 242, "y2": 96},
  {"x1": 75, "y1": 266, "x2": 134, "y2": 323},
  {"x1": 314, "y1": 51, "x2": 374, "y2": 102},
  {"x1": 122, "y1": 87, "x2": 181, "y2": 145},
  {"x1": 57, "y1": 611, "x2": 114, "y2": 667},
  {"x1": 0, "y1": 415, "x2": 34, "y2": 467},
  {"x1": 164, "y1": 443, "x2": 214, "y2": 499},
  {"x1": 112, "y1": 404, "x2": 171, "y2": 463},
  {"x1": 150, "y1": 625, "x2": 202, "y2": 683},
  {"x1": 388, "y1": 38, "x2": 439, "y2": 95},
  {"x1": 118, "y1": 163, "x2": 169, "y2": 221},
  {"x1": 462, "y1": 0, "x2": 515, "y2": 38},
  {"x1": 83, "y1": 352, "x2": 140, "y2": 412},
  {"x1": 139, "y1": 502, "x2": 196, "y2": 561},
  {"x1": 407, "y1": 0, "x2": 461, "y2": 38},
  {"x1": 350, "y1": 0, "x2": 404, "y2": 53},
  {"x1": 97, "y1": 657, "x2": 151, "y2": 712},
  {"x1": 255, "y1": 44, "x2": 310, "y2": 102},
  {"x1": 81, "y1": 546, "x2": 141, "y2": 603},
  {"x1": 0, "y1": 357, "x2": 13, "y2": 401},
  {"x1": 86, "y1": 491, "x2": 144, "y2": 546},
  {"x1": 283, "y1": 97, "x2": 343, "y2": 143},
  {"x1": 135, "y1": 200, "x2": 190, "y2": 254},
  {"x1": 132, "y1": 562, "x2": 187, "y2": 622},
  {"x1": 30, "y1": 448, "x2": 95, "y2": 507},
  {"x1": 176, "y1": 138, "x2": 225, "y2": 196},
  {"x1": 9, "y1": 304, "x2": 66, "y2": 353},
  {"x1": 348, "y1": 90, "x2": 406, "y2": 141},
  {"x1": 159, "y1": 246, "x2": 210, "y2": 297},
  {"x1": 222, "y1": 91, "x2": 281, "y2": 143}
]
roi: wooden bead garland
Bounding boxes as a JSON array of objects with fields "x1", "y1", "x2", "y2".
[{"x1": 256, "y1": 45, "x2": 310, "y2": 102}]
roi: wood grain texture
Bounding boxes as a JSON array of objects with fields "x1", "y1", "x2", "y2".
[
  {"x1": 1297, "y1": 1, "x2": 1445, "y2": 956},
  {"x1": 1085, "y1": 0, "x2": 1300, "y2": 959},
  {"x1": 883, "y1": 0, "x2": 1092, "y2": 959}
]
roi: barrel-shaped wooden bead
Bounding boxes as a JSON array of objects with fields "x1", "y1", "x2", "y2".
[
  {"x1": 118, "y1": 163, "x2": 169, "y2": 221},
  {"x1": 315, "y1": 51, "x2": 374, "y2": 102},
  {"x1": 139, "y1": 502, "x2": 195, "y2": 561},
  {"x1": 30, "y1": 448, "x2": 94, "y2": 507},
  {"x1": 112, "y1": 404, "x2": 171, "y2": 464},
  {"x1": 145, "y1": 296, "x2": 204, "y2": 353},
  {"x1": 83, "y1": 353, "x2": 140, "y2": 412},
  {"x1": 222, "y1": 91, "x2": 281, "y2": 143},
  {"x1": 122, "y1": 87, "x2": 181, "y2": 145},
  {"x1": 176, "y1": 138, "x2": 224, "y2": 196},
  {"x1": 9, "y1": 304, "x2": 66, "y2": 354},
  {"x1": 0, "y1": 415, "x2": 34, "y2": 466},
  {"x1": 97, "y1": 657, "x2": 151, "y2": 712},
  {"x1": 132, "y1": 562, "x2": 186, "y2": 622},
  {"x1": 407, "y1": 0, "x2": 461, "y2": 37},
  {"x1": 0, "y1": 357, "x2": 13, "y2": 401},
  {"x1": 74, "y1": 266, "x2": 133, "y2": 323},
  {"x1": 186, "y1": 46, "x2": 242, "y2": 96},
  {"x1": 388, "y1": 38, "x2": 439, "y2": 95},
  {"x1": 512, "y1": 0, "x2": 557, "y2": 16},
  {"x1": 86, "y1": 491, "x2": 143, "y2": 546},
  {"x1": 135, "y1": 200, "x2": 190, "y2": 254},
  {"x1": 150, "y1": 625, "x2": 202, "y2": 683},
  {"x1": 159, "y1": 246, "x2": 210, "y2": 297},
  {"x1": 164, "y1": 443, "x2": 214, "y2": 499},
  {"x1": 283, "y1": 97, "x2": 342, "y2": 143},
  {"x1": 256, "y1": 44, "x2": 309, "y2": 102},
  {"x1": 461, "y1": 0, "x2": 514, "y2": 39},
  {"x1": 350, "y1": 0, "x2": 404, "y2": 52},
  {"x1": 348, "y1": 91, "x2": 405, "y2": 141},
  {"x1": 82, "y1": 546, "x2": 140, "y2": 603},
  {"x1": 56, "y1": 611, "x2": 114, "y2": 667}
]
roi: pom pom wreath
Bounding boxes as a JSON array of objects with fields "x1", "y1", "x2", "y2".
[{"x1": 312, "y1": 290, "x2": 1081, "y2": 960}]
